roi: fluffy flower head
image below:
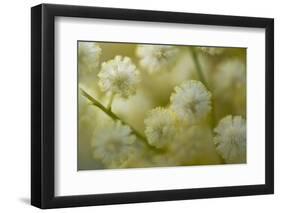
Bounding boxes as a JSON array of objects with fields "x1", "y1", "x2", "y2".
[
  {"x1": 214, "y1": 59, "x2": 246, "y2": 92},
  {"x1": 144, "y1": 108, "x2": 177, "y2": 148},
  {"x1": 98, "y1": 56, "x2": 140, "y2": 98},
  {"x1": 92, "y1": 121, "x2": 137, "y2": 168},
  {"x1": 78, "y1": 42, "x2": 101, "y2": 71},
  {"x1": 170, "y1": 80, "x2": 211, "y2": 124},
  {"x1": 214, "y1": 115, "x2": 246, "y2": 163},
  {"x1": 136, "y1": 45, "x2": 179, "y2": 74}
]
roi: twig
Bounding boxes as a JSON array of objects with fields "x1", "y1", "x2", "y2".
[{"x1": 80, "y1": 88, "x2": 160, "y2": 151}]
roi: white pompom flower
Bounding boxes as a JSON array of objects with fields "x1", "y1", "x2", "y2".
[
  {"x1": 170, "y1": 80, "x2": 212, "y2": 124},
  {"x1": 78, "y1": 42, "x2": 102, "y2": 72},
  {"x1": 91, "y1": 121, "x2": 137, "y2": 168},
  {"x1": 144, "y1": 107, "x2": 178, "y2": 148},
  {"x1": 214, "y1": 115, "x2": 246, "y2": 163},
  {"x1": 198, "y1": 47, "x2": 225, "y2": 55},
  {"x1": 136, "y1": 45, "x2": 179, "y2": 74},
  {"x1": 98, "y1": 55, "x2": 140, "y2": 98},
  {"x1": 214, "y1": 59, "x2": 246, "y2": 92}
]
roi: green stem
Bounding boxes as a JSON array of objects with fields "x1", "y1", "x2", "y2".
[
  {"x1": 190, "y1": 47, "x2": 209, "y2": 89},
  {"x1": 80, "y1": 88, "x2": 159, "y2": 151},
  {"x1": 190, "y1": 47, "x2": 216, "y2": 127}
]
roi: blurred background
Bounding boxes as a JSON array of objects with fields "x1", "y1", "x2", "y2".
[{"x1": 78, "y1": 42, "x2": 246, "y2": 170}]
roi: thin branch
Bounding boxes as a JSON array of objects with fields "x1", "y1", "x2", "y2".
[
  {"x1": 80, "y1": 88, "x2": 160, "y2": 151},
  {"x1": 190, "y1": 47, "x2": 209, "y2": 89}
]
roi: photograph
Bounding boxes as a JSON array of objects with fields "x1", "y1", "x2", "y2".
[
  {"x1": 78, "y1": 41, "x2": 247, "y2": 170},
  {"x1": 30, "y1": 2, "x2": 274, "y2": 209}
]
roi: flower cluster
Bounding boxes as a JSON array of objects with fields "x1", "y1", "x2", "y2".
[
  {"x1": 78, "y1": 42, "x2": 247, "y2": 170},
  {"x1": 143, "y1": 80, "x2": 212, "y2": 151}
]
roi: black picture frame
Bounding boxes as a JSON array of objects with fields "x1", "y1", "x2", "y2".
[{"x1": 31, "y1": 3, "x2": 274, "y2": 209}]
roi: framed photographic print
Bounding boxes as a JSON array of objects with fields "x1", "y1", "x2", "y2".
[{"x1": 31, "y1": 3, "x2": 274, "y2": 209}]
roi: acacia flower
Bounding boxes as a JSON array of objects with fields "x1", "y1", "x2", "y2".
[
  {"x1": 92, "y1": 121, "x2": 137, "y2": 168},
  {"x1": 136, "y1": 45, "x2": 179, "y2": 74},
  {"x1": 78, "y1": 42, "x2": 101, "y2": 71},
  {"x1": 198, "y1": 47, "x2": 225, "y2": 55},
  {"x1": 214, "y1": 59, "x2": 246, "y2": 92},
  {"x1": 170, "y1": 80, "x2": 211, "y2": 124},
  {"x1": 144, "y1": 107, "x2": 177, "y2": 148},
  {"x1": 98, "y1": 55, "x2": 140, "y2": 98},
  {"x1": 214, "y1": 115, "x2": 246, "y2": 163}
]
